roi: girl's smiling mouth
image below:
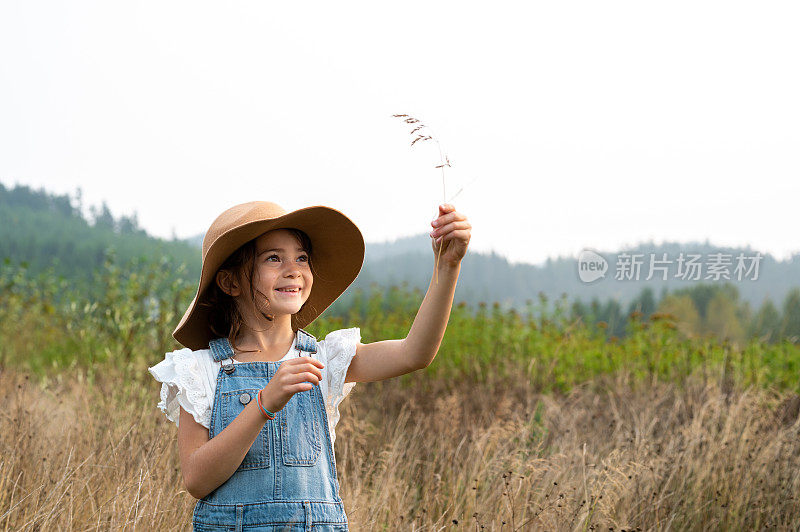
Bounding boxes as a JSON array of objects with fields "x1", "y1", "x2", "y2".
[{"x1": 275, "y1": 286, "x2": 302, "y2": 295}]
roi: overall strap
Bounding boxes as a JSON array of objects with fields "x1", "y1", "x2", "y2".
[
  {"x1": 296, "y1": 328, "x2": 318, "y2": 354},
  {"x1": 209, "y1": 337, "x2": 235, "y2": 362},
  {"x1": 210, "y1": 331, "x2": 316, "y2": 359}
]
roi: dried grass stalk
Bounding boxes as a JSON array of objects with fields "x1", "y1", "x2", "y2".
[{"x1": 392, "y1": 114, "x2": 453, "y2": 284}]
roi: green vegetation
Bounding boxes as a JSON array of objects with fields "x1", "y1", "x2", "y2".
[
  {"x1": 0, "y1": 182, "x2": 199, "y2": 286},
  {"x1": 2, "y1": 254, "x2": 798, "y2": 394},
  {"x1": 1, "y1": 181, "x2": 797, "y2": 389},
  {"x1": 4, "y1": 182, "x2": 800, "y2": 320},
  {"x1": 571, "y1": 284, "x2": 800, "y2": 345}
]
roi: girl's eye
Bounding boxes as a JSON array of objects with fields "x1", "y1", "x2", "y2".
[{"x1": 265, "y1": 254, "x2": 309, "y2": 262}]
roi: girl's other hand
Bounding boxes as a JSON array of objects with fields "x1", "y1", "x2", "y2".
[
  {"x1": 430, "y1": 203, "x2": 471, "y2": 267},
  {"x1": 260, "y1": 357, "x2": 324, "y2": 414}
]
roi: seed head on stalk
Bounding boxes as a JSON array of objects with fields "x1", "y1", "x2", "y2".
[{"x1": 391, "y1": 114, "x2": 452, "y2": 284}]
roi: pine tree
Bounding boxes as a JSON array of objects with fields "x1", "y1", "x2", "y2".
[{"x1": 780, "y1": 288, "x2": 800, "y2": 342}]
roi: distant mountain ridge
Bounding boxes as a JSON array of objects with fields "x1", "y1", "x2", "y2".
[
  {"x1": 3, "y1": 182, "x2": 797, "y2": 313},
  {"x1": 183, "y1": 230, "x2": 799, "y2": 312},
  {"x1": 0, "y1": 182, "x2": 201, "y2": 285}
]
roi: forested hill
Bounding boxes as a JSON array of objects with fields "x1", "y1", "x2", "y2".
[
  {"x1": 0, "y1": 183, "x2": 200, "y2": 284},
  {"x1": 349, "y1": 233, "x2": 800, "y2": 312},
  {"x1": 2, "y1": 182, "x2": 798, "y2": 313}
]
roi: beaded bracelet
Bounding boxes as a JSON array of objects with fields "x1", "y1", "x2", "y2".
[{"x1": 256, "y1": 389, "x2": 276, "y2": 420}]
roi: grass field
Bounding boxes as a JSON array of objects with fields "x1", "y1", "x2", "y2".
[
  {"x1": 1, "y1": 264, "x2": 799, "y2": 530},
  {"x1": 2, "y1": 356, "x2": 799, "y2": 530}
]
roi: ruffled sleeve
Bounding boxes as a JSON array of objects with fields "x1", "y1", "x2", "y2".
[
  {"x1": 320, "y1": 327, "x2": 360, "y2": 448},
  {"x1": 148, "y1": 348, "x2": 214, "y2": 429}
]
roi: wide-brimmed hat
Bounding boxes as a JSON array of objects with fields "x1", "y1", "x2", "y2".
[{"x1": 173, "y1": 201, "x2": 365, "y2": 350}]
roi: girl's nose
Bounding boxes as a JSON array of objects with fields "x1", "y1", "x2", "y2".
[{"x1": 284, "y1": 265, "x2": 302, "y2": 277}]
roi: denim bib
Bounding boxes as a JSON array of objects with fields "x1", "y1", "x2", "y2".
[{"x1": 192, "y1": 329, "x2": 349, "y2": 531}]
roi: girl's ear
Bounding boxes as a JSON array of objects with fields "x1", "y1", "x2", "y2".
[{"x1": 216, "y1": 270, "x2": 241, "y2": 297}]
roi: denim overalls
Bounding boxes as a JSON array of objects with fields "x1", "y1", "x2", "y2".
[{"x1": 192, "y1": 329, "x2": 349, "y2": 532}]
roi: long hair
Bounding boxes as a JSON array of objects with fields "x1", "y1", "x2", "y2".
[{"x1": 200, "y1": 228, "x2": 315, "y2": 353}]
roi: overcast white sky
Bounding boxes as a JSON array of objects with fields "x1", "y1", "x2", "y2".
[{"x1": 1, "y1": 1, "x2": 798, "y2": 266}]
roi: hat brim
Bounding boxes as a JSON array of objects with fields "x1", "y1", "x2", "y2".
[{"x1": 172, "y1": 206, "x2": 364, "y2": 350}]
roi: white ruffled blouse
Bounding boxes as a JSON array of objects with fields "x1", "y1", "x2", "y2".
[{"x1": 148, "y1": 327, "x2": 360, "y2": 452}]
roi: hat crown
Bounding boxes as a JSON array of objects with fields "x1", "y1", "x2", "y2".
[{"x1": 203, "y1": 201, "x2": 287, "y2": 258}]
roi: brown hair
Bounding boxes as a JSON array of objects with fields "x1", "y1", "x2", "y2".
[{"x1": 200, "y1": 228, "x2": 315, "y2": 353}]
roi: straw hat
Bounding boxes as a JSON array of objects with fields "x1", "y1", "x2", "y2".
[{"x1": 173, "y1": 201, "x2": 365, "y2": 350}]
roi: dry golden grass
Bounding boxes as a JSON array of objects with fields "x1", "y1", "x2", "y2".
[{"x1": 1, "y1": 362, "x2": 799, "y2": 531}]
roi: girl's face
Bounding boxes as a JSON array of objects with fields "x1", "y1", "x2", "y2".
[{"x1": 247, "y1": 229, "x2": 313, "y2": 319}]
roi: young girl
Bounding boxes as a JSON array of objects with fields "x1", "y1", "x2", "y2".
[{"x1": 149, "y1": 200, "x2": 471, "y2": 531}]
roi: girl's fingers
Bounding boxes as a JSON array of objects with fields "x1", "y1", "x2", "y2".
[
  {"x1": 301, "y1": 364, "x2": 322, "y2": 381},
  {"x1": 285, "y1": 359, "x2": 323, "y2": 380},
  {"x1": 436, "y1": 229, "x2": 471, "y2": 245},
  {"x1": 437, "y1": 204, "x2": 457, "y2": 218},
  {"x1": 431, "y1": 211, "x2": 467, "y2": 228},
  {"x1": 430, "y1": 220, "x2": 471, "y2": 237},
  {"x1": 287, "y1": 371, "x2": 321, "y2": 385},
  {"x1": 295, "y1": 356, "x2": 324, "y2": 368}
]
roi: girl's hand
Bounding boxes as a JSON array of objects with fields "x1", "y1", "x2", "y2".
[
  {"x1": 260, "y1": 357, "x2": 324, "y2": 413},
  {"x1": 430, "y1": 203, "x2": 471, "y2": 267}
]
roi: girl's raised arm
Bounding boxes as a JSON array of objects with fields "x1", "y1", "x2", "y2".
[{"x1": 344, "y1": 204, "x2": 471, "y2": 383}]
